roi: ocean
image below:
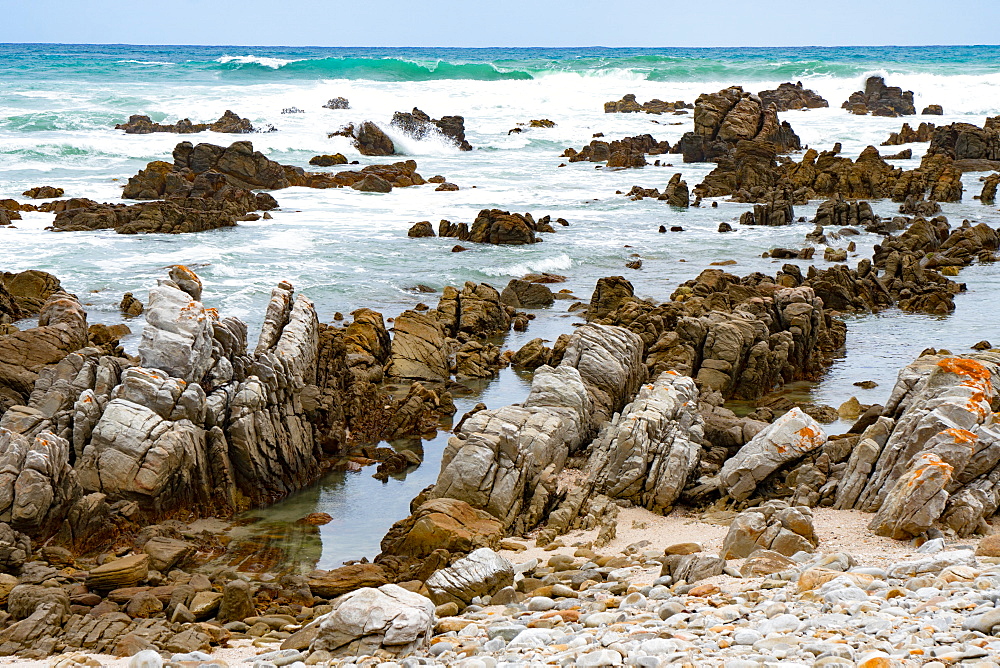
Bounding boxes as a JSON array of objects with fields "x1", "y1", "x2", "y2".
[{"x1": 2, "y1": 43, "x2": 999, "y2": 567}]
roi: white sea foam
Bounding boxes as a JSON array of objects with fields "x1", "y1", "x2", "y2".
[{"x1": 216, "y1": 54, "x2": 296, "y2": 69}]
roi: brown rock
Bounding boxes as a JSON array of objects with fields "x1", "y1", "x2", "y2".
[
  {"x1": 86, "y1": 553, "x2": 149, "y2": 591},
  {"x1": 307, "y1": 563, "x2": 388, "y2": 598}
]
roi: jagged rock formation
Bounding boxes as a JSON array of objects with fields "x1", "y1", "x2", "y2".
[
  {"x1": 981, "y1": 173, "x2": 999, "y2": 204},
  {"x1": 323, "y1": 97, "x2": 350, "y2": 110},
  {"x1": 832, "y1": 354, "x2": 1000, "y2": 538},
  {"x1": 739, "y1": 192, "x2": 794, "y2": 226},
  {"x1": 603, "y1": 94, "x2": 691, "y2": 114},
  {"x1": 926, "y1": 118, "x2": 1000, "y2": 170},
  {"x1": 0, "y1": 271, "x2": 63, "y2": 319},
  {"x1": 426, "y1": 324, "x2": 645, "y2": 535},
  {"x1": 842, "y1": 76, "x2": 916, "y2": 116},
  {"x1": 534, "y1": 373, "x2": 706, "y2": 544},
  {"x1": 882, "y1": 122, "x2": 936, "y2": 146},
  {"x1": 329, "y1": 121, "x2": 395, "y2": 156},
  {"x1": 391, "y1": 108, "x2": 472, "y2": 151},
  {"x1": 437, "y1": 210, "x2": 555, "y2": 245},
  {"x1": 114, "y1": 111, "x2": 256, "y2": 134},
  {"x1": 696, "y1": 142, "x2": 964, "y2": 204},
  {"x1": 562, "y1": 135, "x2": 670, "y2": 168},
  {"x1": 757, "y1": 82, "x2": 829, "y2": 111},
  {"x1": 676, "y1": 86, "x2": 801, "y2": 163},
  {"x1": 812, "y1": 195, "x2": 876, "y2": 229},
  {"x1": 0, "y1": 291, "x2": 89, "y2": 412}
]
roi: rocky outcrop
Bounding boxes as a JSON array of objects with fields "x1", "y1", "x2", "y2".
[
  {"x1": 812, "y1": 195, "x2": 876, "y2": 229},
  {"x1": 562, "y1": 134, "x2": 670, "y2": 168},
  {"x1": 308, "y1": 153, "x2": 347, "y2": 167},
  {"x1": 0, "y1": 271, "x2": 63, "y2": 318},
  {"x1": 439, "y1": 209, "x2": 552, "y2": 245},
  {"x1": 832, "y1": 354, "x2": 1000, "y2": 538},
  {"x1": 623, "y1": 173, "x2": 689, "y2": 206},
  {"x1": 0, "y1": 292, "x2": 89, "y2": 411},
  {"x1": 757, "y1": 82, "x2": 829, "y2": 111},
  {"x1": 329, "y1": 122, "x2": 395, "y2": 156},
  {"x1": 539, "y1": 373, "x2": 705, "y2": 540},
  {"x1": 385, "y1": 310, "x2": 449, "y2": 383},
  {"x1": 738, "y1": 191, "x2": 794, "y2": 226},
  {"x1": 428, "y1": 325, "x2": 644, "y2": 533},
  {"x1": 500, "y1": 279, "x2": 554, "y2": 308},
  {"x1": 424, "y1": 548, "x2": 512, "y2": 607},
  {"x1": 391, "y1": 108, "x2": 472, "y2": 151},
  {"x1": 323, "y1": 97, "x2": 350, "y2": 110},
  {"x1": 310, "y1": 584, "x2": 434, "y2": 658},
  {"x1": 981, "y1": 173, "x2": 999, "y2": 205},
  {"x1": 603, "y1": 94, "x2": 691, "y2": 114},
  {"x1": 115, "y1": 111, "x2": 256, "y2": 134},
  {"x1": 842, "y1": 76, "x2": 916, "y2": 116},
  {"x1": 677, "y1": 86, "x2": 801, "y2": 163},
  {"x1": 379, "y1": 498, "x2": 503, "y2": 563},
  {"x1": 697, "y1": 143, "x2": 964, "y2": 203},
  {"x1": 882, "y1": 122, "x2": 936, "y2": 146},
  {"x1": 926, "y1": 119, "x2": 1000, "y2": 169}
]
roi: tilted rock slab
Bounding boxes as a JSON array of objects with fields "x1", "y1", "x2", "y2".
[
  {"x1": 424, "y1": 547, "x2": 513, "y2": 607},
  {"x1": 718, "y1": 407, "x2": 827, "y2": 501}
]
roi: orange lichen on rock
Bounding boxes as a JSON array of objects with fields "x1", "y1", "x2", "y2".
[
  {"x1": 941, "y1": 427, "x2": 978, "y2": 444},
  {"x1": 906, "y1": 453, "x2": 953, "y2": 488},
  {"x1": 937, "y1": 357, "x2": 992, "y2": 383}
]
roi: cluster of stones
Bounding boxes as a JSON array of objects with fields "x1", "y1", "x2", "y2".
[
  {"x1": 114, "y1": 111, "x2": 257, "y2": 135},
  {"x1": 562, "y1": 135, "x2": 671, "y2": 169},
  {"x1": 622, "y1": 174, "x2": 690, "y2": 207}
]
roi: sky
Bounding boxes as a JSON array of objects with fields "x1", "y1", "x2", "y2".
[{"x1": 3, "y1": 0, "x2": 999, "y2": 47}]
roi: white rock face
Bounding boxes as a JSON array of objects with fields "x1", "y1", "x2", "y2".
[
  {"x1": 138, "y1": 283, "x2": 214, "y2": 384},
  {"x1": 310, "y1": 584, "x2": 435, "y2": 657},
  {"x1": 719, "y1": 407, "x2": 827, "y2": 501},
  {"x1": 425, "y1": 547, "x2": 513, "y2": 607}
]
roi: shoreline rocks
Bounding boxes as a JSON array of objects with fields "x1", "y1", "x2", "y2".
[
  {"x1": 115, "y1": 111, "x2": 257, "y2": 135},
  {"x1": 842, "y1": 75, "x2": 917, "y2": 116}
]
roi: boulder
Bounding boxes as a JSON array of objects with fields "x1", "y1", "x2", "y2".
[
  {"x1": 141, "y1": 537, "x2": 192, "y2": 572},
  {"x1": 87, "y1": 554, "x2": 150, "y2": 590},
  {"x1": 307, "y1": 563, "x2": 388, "y2": 598},
  {"x1": 757, "y1": 82, "x2": 829, "y2": 111},
  {"x1": 841, "y1": 76, "x2": 916, "y2": 116},
  {"x1": 500, "y1": 279, "x2": 554, "y2": 308},
  {"x1": 310, "y1": 584, "x2": 434, "y2": 658},
  {"x1": 424, "y1": 548, "x2": 513, "y2": 607},
  {"x1": 136, "y1": 284, "x2": 214, "y2": 383},
  {"x1": 378, "y1": 498, "x2": 503, "y2": 561},
  {"x1": 391, "y1": 108, "x2": 473, "y2": 151},
  {"x1": 385, "y1": 310, "x2": 450, "y2": 382},
  {"x1": 722, "y1": 504, "x2": 818, "y2": 558},
  {"x1": 719, "y1": 408, "x2": 827, "y2": 501}
]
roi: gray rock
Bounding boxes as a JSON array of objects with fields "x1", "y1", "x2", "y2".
[
  {"x1": 310, "y1": 584, "x2": 434, "y2": 657},
  {"x1": 425, "y1": 548, "x2": 513, "y2": 607}
]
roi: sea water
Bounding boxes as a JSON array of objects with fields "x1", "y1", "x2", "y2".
[{"x1": 2, "y1": 44, "x2": 999, "y2": 568}]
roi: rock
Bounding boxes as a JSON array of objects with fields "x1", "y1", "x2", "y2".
[
  {"x1": 500, "y1": 279, "x2": 554, "y2": 308},
  {"x1": 391, "y1": 108, "x2": 473, "y2": 151},
  {"x1": 378, "y1": 498, "x2": 504, "y2": 562},
  {"x1": 137, "y1": 283, "x2": 214, "y2": 383},
  {"x1": 976, "y1": 533, "x2": 1000, "y2": 557},
  {"x1": 469, "y1": 209, "x2": 543, "y2": 245},
  {"x1": 7, "y1": 584, "x2": 70, "y2": 619},
  {"x1": 757, "y1": 82, "x2": 829, "y2": 111},
  {"x1": 424, "y1": 548, "x2": 513, "y2": 607},
  {"x1": 188, "y1": 590, "x2": 223, "y2": 618},
  {"x1": 308, "y1": 154, "x2": 347, "y2": 167},
  {"x1": 882, "y1": 122, "x2": 936, "y2": 145},
  {"x1": 722, "y1": 505, "x2": 818, "y2": 558},
  {"x1": 22, "y1": 186, "x2": 64, "y2": 199},
  {"x1": 350, "y1": 174, "x2": 392, "y2": 193},
  {"x1": 310, "y1": 584, "x2": 434, "y2": 657},
  {"x1": 0, "y1": 524, "x2": 31, "y2": 572},
  {"x1": 115, "y1": 110, "x2": 255, "y2": 134},
  {"x1": 385, "y1": 310, "x2": 449, "y2": 382},
  {"x1": 125, "y1": 591, "x2": 163, "y2": 619},
  {"x1": 564, "y1": 134, "x2": 669, "y2": 167},
  {"x1": 740, "y1": 549, "x2": 798, "y2": 577},
  {"x1": 659, "y1": 553, "x2": 725, "y2": 584},
  {"x1": 218, "y1": 579, "x2": 255, "y2": 623},
  {"x1": 332, "y1": 121, "x2": 395, "y2": 155},
  {"x1": 87, "y1": 554, "x2": 149, "y2": 590},
  {"x1": 678, "y1": 86, "x2": 800, "y2": 163},
  {"x1": 604, "y1": 94, "x2": 691, "y2": 114},
  {"x1": 719, "y1": 408, "x2": 827, "y2": 501},
  {"x1": 323, "y1": 97, "x2": 350, "y2": 110},
  {"x1": 407, "y1": 221, "x2": 435, "y2": 238},
  {"x1": 141, "y1": 537, "x2": 192, "y2": 573},
  {"x1": 841, "y1": 76, "x2": 916, "y2": 116},
  {"x1": 923, "y1": 104, "x2": 944, "y2": 115},
  {"x1": 128, "y1": 649, "x2": 163, "y2": 668},
  {"x1": 307, "y1": 563, "x2": 388, "y2": 598},
  {"x1": 0, "y1": 270, "x2": 63, "y2": 317}
]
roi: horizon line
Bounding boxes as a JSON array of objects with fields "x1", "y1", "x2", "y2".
[{"x1": 2, "y1": 41, "x2": 999, "y2": 50}]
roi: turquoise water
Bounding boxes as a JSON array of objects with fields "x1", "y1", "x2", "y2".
[{"x1": 1, "y1": 43, "x2": 999, "y2": 568}]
